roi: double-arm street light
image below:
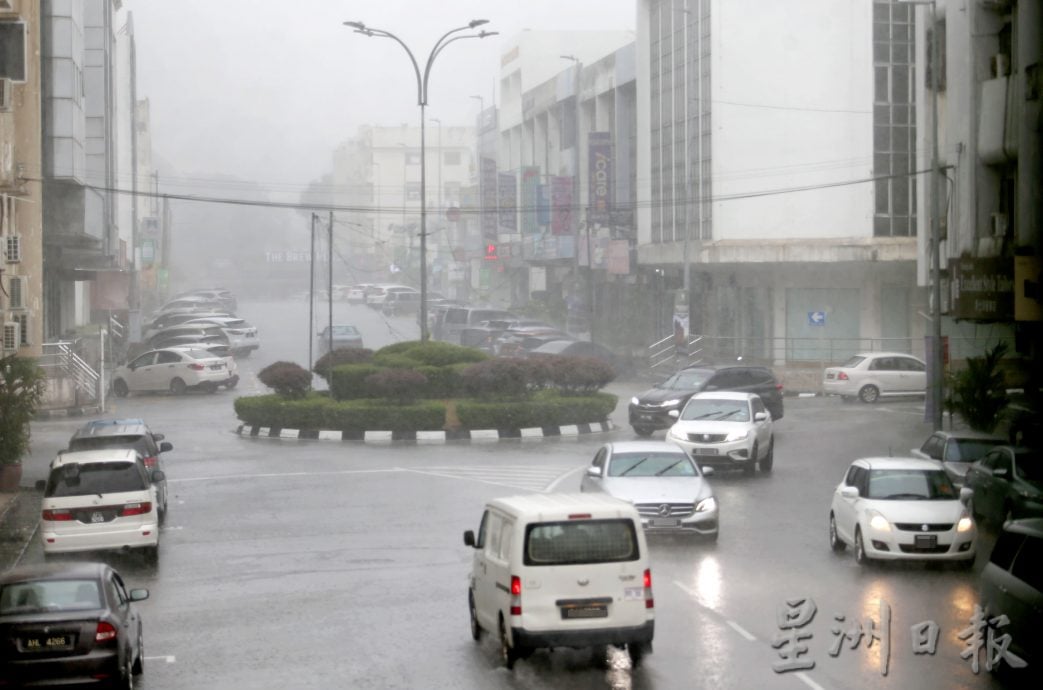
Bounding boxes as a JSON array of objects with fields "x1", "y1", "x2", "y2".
[{"x1": 344, "y1": 19, "x2": 497, "y2": 340}]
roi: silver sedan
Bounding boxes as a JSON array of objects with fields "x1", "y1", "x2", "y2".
[{"x1": 580, "y1": 441, "x2": 719, "y2": 541}]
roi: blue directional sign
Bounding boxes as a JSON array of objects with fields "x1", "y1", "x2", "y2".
[{"x1": 809, "y1": 311, "x2": 826, "y2": 326}]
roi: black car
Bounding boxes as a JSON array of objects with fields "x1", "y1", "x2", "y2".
[
  {"x1": 964, "y1": 446, "x2": 1043, "y2": 527},
  {"x1": 66, "y1": 419, "x2": 172, "y2": 523},
  {"x1": 629, "y1": 364, "x2": 784, "y2": 436},
  {"x1": 0, "y1": 562, "x2": 149, "y2": 688}
]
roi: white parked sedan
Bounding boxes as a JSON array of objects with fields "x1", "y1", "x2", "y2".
[
  {"x1": 111, "y1": 348, "x2": 230, "y2": 396},
  {"x1": 666, "y1": 392, "x2": 774, "y2": 475},
  {"x1": 822, "y1": 351, "x2": 926, "y2": 403},
  {"x1": 580, "y1": 441, "x2": 719, "y2": 540},
  {"x1": 828, "y1": 457, "x2": 976, "y2": 567}
]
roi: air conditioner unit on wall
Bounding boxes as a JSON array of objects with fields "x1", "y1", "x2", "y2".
[
  {"x1": 4, "y1": 234, "x2": 21, "y2": 262},
  {"x1": 0, "y1": 78, "x2": 12, "y2": 111},
  {"x1": 2, "y1": 321, "x2": 19, "y2": 352}
]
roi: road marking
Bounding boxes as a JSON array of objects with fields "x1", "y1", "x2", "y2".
[
  {"x1": 145, "y1": 655, "x2": 176, "y2": 663},
  {"x1": 401, "y1": 465, "x2": 575, "y2": 492},
  {"x1": 795, "y1": 671, "x2": 827, "y2": 690},
  {"x1": 546, "y1": 466, "x2": 584, "y2": 492},
  {"x1": 168, "y1": 468, "x2": 403, "y2": 483},
  {"x1": 726, "y1": 620, "x2": 757, "y2": 642}
]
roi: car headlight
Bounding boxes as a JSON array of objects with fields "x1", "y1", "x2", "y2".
[
  {"x1": 695, "y1": 496, "x2": 717, "y2": 513},
  {"x1": 725, "y1": 430, "x2": 750, "y2": 442},
  {"x1": 957, "y1": 516, "x2": 973, "y2": 533},
  {"x1": 631, "y1": 397, "x2": 640, "y2": 405},
  {"x1": 868, "y1": 511, "x2": 891, "y2": 532},
  {"x1": 663, "y1": 398, "x2": 683, "y2": 407}
]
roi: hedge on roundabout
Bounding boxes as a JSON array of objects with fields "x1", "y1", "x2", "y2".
[{"x1": 234, "y1": 340, "x2": 618, "y2": 434}]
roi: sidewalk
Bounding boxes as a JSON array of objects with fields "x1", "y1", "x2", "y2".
[{"x1": 0, "y1": 488, "x2": 34, "y2": 572}]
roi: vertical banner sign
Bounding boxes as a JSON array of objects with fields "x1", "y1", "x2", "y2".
[
  {"x1": 497, "y1": 172, "x2": 517, "y2": 233},
  {"x1": 551, "y1": 176, "x2": 574, "y2": 236},
  {"x1": 537, "y1": 183, "x2": 551, "y2": 227},
  {"x1": 588, "y1": 131, "x2": 613, "y2": 225},
  {"x1": 481, "y1": 158, "x2": 498, "y2": 240},
  {"x1": 520, "y1": 166, "x2": 541, "y2": 235}
]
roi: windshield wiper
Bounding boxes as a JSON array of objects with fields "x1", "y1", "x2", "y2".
[
  {"x1": 620, "y1": 458, "x2": 649, "y2": 476},
  {"x1": 656, "y1": 460, "x2": 683, "y2": 476},
  {"x1": 883, "y1": 493, "x2": 927, "y2": 500},
  {"x1": 686, "y1": 411, "x2": 724, "y2": 420}
]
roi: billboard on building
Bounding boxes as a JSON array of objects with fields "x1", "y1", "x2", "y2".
[
  {"x1": 520, "y1": 166, "x2": 540, "y2": 235},
  {"x1": 497, "y1": 172, "x2": 516, "y2": 232},
  {"x1": 551, "y1": 176, "x2": 574, "y2": 236},
  {"x1": 480, "y1": 158, "x2": 498, "y2": 240},
  {"x1": 588, "y1": 131, "x2": 613, "y2": 226}
]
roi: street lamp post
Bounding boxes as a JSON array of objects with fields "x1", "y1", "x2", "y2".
[{"x1": 344, "y1": 20, "x2": 497, "y2": 341}]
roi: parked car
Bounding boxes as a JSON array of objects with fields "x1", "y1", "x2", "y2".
[
  {"x1": 165, "y1": 343, "x2": 239, "y2": 389},
  {"x1": 345, "y1": 284, "x2": 373, "y2": 304},
  {"x1": 910, "y1": 430, "x2": 1006, "y2": 486},
  {"x1": 979, "y1": 518, "x2": 1042, "y2": 677},
  {"x1": 580, "y1": 441, "x2": 718, "y2": 541},
  {"x1": 381, "y1": 290, "x2": 422, "y2": 316},
  {"x1": 142, "y1": 310, "x2": 233, "y2": 340},
  {"x1": 66, "y1": 419, "x2": 172, "y2": 523},
  {"x1": 828, "y1": 457, "x2": 975, "y2": 567},
  {"x1": 666, "y1": 392, "x2": 775, "y2": 475},
  {"x1": 439, "y1": 307, "x2": 517, "y2": 344},
  {"x1": 822, "y1": 352, "x2": 926, "y2": 403},
  {"x1": 155, "y1": 296, "x2": 228, "y2": 315},
  {"x1": 366, "y1": 285, "x2": 416, "y2": 309},
  {"x1": 146, "y1": 324, "x2": 229, "y2": 350},
  {"x1": 179, "y1": 315, "x2": 260, "y2": 356},
  {"x1": 462, "y1": 493, "x2": 654, "y2": 669},
  {"x1": 37, "y1": 448, "x2": 163, "y2": 562},
  {"x1": 170, "y1": 287, "x2": 237, "y2": 313},
  {"x1": 493, "y1": 326, "x2": 572, "y2": 357},
  {"x1": 0, "y1": 562, "x2": 149, "y2": 688},
  {"x1": 526, "y1": 339, "x2": 618, "y2": 370},
  {"x1": 111, "y1": 347, "x2": 231, "y2": 396},
  {"x1": 629, "y1": 364, "x2": 784, "y2": 436},
  {"x1": 316, "y1": 324, "x2": 364, "y2": 355},
  {"x1": 963, "y1": 446, "x2": 1043, "y2": 527}
]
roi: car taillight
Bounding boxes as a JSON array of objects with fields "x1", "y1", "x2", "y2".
[
  {"x1": 510, "y1": 575, "x2": 522, "y2": 616},
  {"x1": 776, "y1": 383, "x2": 784, "y2": 391},
  {"x1": 42, "y1": 509, "x2": 74, "y2": 521},
  {"x1": 95, "y1": 621, "x2": 117, "y2": 643},
  {"x1": 644, "y1": 569, "x2": 654, "y2": 609},
  {"x1": 119, "y1": 502, "x2": 152, "y2": 517},
  {"x1": 142, "y1": 456, "x2": 158, "y2": 469},
  {"x1": 837, "y1": 372, "x2": 849, "y2": 380},
  {"x1": 187, "y1": 363, "x2": 205, "y2": 371}
]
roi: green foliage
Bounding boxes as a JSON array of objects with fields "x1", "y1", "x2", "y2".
[
  {"x1": 456, "y1": 391, "x2": 617, "y2": 429},
  {"x1": 234, "y1": 395, "x2": 446, "y2": 432},
  {"x1": 365, "y1": 368, "x2": 429, "y2": 404},
  {"x1": 459, "y1": 358, "x2": 530, "y2": 400},
  {"x1": 257, "y1": 361, "x2": 312, "y2": 399},
  {"x1": 329, "y1": 363, "x2": 384, "y2": 400},
  {"x1": 0, "y1": 355, "x2": 47, "y2": 465},
  {"x1": 414, "y1": 363, "x2": 469, "y2": 399},
  {"x1": 374, "y1": 340, "x2": 488, "y2": 367},
  {"x1": 371, "y1": 352, "x2": 419, "y2": 369},
  {"x1": 313, "y1": 348, "x2": 374, "y2": 381},
  {"x1": 542, "y1": 356, "x2": 617, "y2": 395},
  {"x1": 947, "y1": 342, "x2": 1009, "y2": 433}
]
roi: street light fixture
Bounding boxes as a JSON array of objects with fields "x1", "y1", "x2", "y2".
[{"x1": 344, "y1": 19, "x2": 497, "y2": 340}]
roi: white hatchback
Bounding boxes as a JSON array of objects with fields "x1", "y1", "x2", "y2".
[
  {"x1": 828, "y1": 457, "x2": 975, "y2": 567},
  {"x1": 38, "y1": 449, "x2": 162, "y2": 563},
  {"x1": 111, "y1": 347, "x2": 230, "y2": 396},
  {"x1": 822, "y1": 352, "x2": 926, "y2": 403}
]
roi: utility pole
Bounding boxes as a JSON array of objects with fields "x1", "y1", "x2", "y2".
[
  {"x1": 328, "y1": 210, "x2": 334, "y2": 358},
  {"x1": 308, "y1": 212, "x2": 317, "y2": 372}
]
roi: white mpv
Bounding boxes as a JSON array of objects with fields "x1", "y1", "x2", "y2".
[{"x1": 463, "y1": 493, "x2": 654, "y2": 669}]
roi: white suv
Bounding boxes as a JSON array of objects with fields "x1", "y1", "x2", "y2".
[
  {"x1": 667, "y1": 391, "x2": 775, "y2": 475},
  {"x1": 38, "y1": 449, "x2": 163, "y2": 563}
]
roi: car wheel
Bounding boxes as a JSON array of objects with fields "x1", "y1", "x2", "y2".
[
  {"x1": 629, "y1": 640, "x2": 651, "y2": 667},
  {"x1": 131, "y1": 627, "x2": 144, "y2": 675},
  {"x1": 225, "y1": 376, "x2": 239, "y2": 390},
  {"x1": 759, "y1": 439, "x2": 774, "y2": 473},
  {"x1": 169, "y1": 378, "x2": 187, "y2": 395},
  {"x1": 829, "y1": 513, "x2": 846, "y2": 552},
  {"x1": 858, "y1": 385, "x2": 880, "y2": 403},
  {"x1": 113, "y1": 379, "x2": 129, "y2": 398},
  {"x1": 744, "y1": 444, "x2": 758, "y2": 475},
  {"x1": 468, "y1": 590, "x2": 481, "y2": 642},
  {"x1": 854, "y1": 527, "x2": 871, "y2": 566},
  {"x1": 499, "y1": 616, "x2": 519, "y2": 670},
  {"x1": 633, "y1": 426, "x2": 654, "y2": 437}
]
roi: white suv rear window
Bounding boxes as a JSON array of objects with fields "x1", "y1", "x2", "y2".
[
  {"x1": 45, "y1": 463, "x2": 148, "y2": 497},
  {"x1": 524, "y1": 519, "x2": 639, "y2": 566}
]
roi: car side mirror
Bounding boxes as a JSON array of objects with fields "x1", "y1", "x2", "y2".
[
  {"x1": 701, "y1": 466, "x2": 715, "y2": 476},
  {"x1": 150, "y1": 470, "x2": 166, "y2": 482},
  {"x1": 463, "y1": 530, "x2": 476, "y2": 548},
  {"x1": 129, "y1": 589, "x2": 149, "y2": 602},
  {"x1": 841, "y1": 486, "x2": 859, "y2": 499},
  {"x1": 160, "y1": 442, "x2": 173, "y2": 453},
  {"x1": 668, "y1": 409, "x2": 680, "y2": 419},
  {"x1": 586, "y1": 466, "x2": 602, "y2": 478},
  {"x1": 993, "y1": 468, "x2": 1008, "y2": 477},
  {"x1": 959, "y1": 486, "x2": 973, "y2": 506},
  {"x1": 754, "y1": 412, "x2": 768, "y2": 422},
  {"x1": 35, "y1": 480, "x2": 46, "y2": 491}
]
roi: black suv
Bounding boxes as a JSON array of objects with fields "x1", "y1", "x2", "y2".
[
  {"x1": 629, "y1": 364, "x2": 784, "y2": 436},
  {"x1": 66, "y1": 419, "x2": 172, "y2": 523}
]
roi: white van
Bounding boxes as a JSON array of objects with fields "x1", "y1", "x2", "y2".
[{"x1": 463, "y1": 493, "x2": 654, "y2": 669}]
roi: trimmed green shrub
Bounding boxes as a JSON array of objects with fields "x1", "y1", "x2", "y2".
[
  {"x1": 234, "y1": 395, "x2": 446, "y2": 432},
  {"x1": 313, "y1": 348, "x2": 374, "y2": 381},
  {"x1": 456, "y1": 391, "x2": 617, "y2": 429},
  {"x1": 374, "y1": 340, "x2": 488, "y2": 367},
  {"x1": 329, "y1": 363, "x2": 384, "y2": 400},
  {"x1": 414, "y1": 363, "x2": 469, "y2": 399},
  {"x1": 257, "y1": 361, "x2": 312, "y2": 399},
  {"x1": 544, "y1": 356, "x2": 616, "y2": 395},
  {"x1": 459, "y1": 357, "x2": 530, "y2": 400},
  {"x1": 371, "y1": 352, "x2": 419, "y2": 369},
  {"x1": 234, "y1": 394, "x2": 333, "y2": 429},
  {"x1": 365, "y1": 368, "x2": 429, "y2": 404}
]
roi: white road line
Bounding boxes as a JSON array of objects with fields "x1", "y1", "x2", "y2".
[
  {"x1": 795, "y1": 671, "x2": 827, "y2": 690},
  {"x1": 168, "y1": 468, "x2": 403, "y2": 483},
  {"x1": 400, "y1": 467, "x2": 559, "y2": 491},
  {"x1": 726, "y1": 620, "x2": 757, "y2": 642},
  {"x1": 144, "y1": 655, "x2": 176, "y2": 663},
  {"x1": 546, "y1": 466, "x2": 585, "y2": 492}
]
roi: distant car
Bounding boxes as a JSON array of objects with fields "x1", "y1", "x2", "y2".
[
  {"x1": 629, "y1": 364, "x2": 784, "y2": 436},
  {"x1": 0, "y1": 562, "x2": 149, "y2": 688},
  {"x1": 146, "y1": 323, "x2": 229, "y2": 351},
  {"x1": 439, "y1": 307, "x2": 517, "y2": 344},
  {"x1": 179, "y1": 315, "x2": 260, "y2": 356},
  {"x1": 170, "y1": 287, "x2": 237, "y2": 313},
  {"x1": 828, "y1": 457, "x2": 975, "y2": 567},
  {"x1": 580, "y1": 441, "x2": 719, "y2": 541},
  {"x1": 366, "y1": 285, "x2": 416, "y2": 309},
  {"x1": 317, "y1": 324, "x2": 363, "y2": 355},
  {"x1": 111, "y1": 347, "x2": 231, "y2": 396},
  {"x1": 822, "y1": 352, "x2": 926, "y2": 403},
  {"x1": 142, "y1": 310, "x2": 233, "y2": 340},
  {"x1": 155, "y1": 296, "x2": 228, "y2": 315},
  {"x1": 963, "y1": 446, "x2": 1043, "y2": 527},
  {"x1": 666, "y1": 392, "x2": 775, "y2": 475},
  {"x1": 381, "y1": 290, "x2": 422, "y2": 316},
  {"x1": 345, "y1": 284, "x2": 372, "y2": 304},
  {"x1": 37, "y1": 448, "x2": 163, "y2": 562},
  {"x1": 66, "y1": 419, "x2": 172, "y2": 523},
  {"x1": 979, "y1": 518, "x2": 1042, "y2": 677},
  {"x1": 526, "y1": 339, "x2": 617, "y2": 369},
  {"x1": 910, "y1": 430, "x2": 1006, "y2": 486}
]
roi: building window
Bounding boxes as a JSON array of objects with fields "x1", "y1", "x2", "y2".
[{"x1": 0, "y1": 21, "x2": 26, "y2": 82}]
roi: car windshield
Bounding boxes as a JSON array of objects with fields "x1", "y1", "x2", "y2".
[
  {"x1": 69, "y1": 435, "x2": 147, "y2": 454},
  {"x1": 0, "y1": 580, "x2": 102, "y2": 614},
  {"x1": 524, "y1": 519, "x2": 639, "y2": 566},
  {"x1": 609, "y1": 452, "x2": 698, "y2": 477},
  {"x1": 1014, "y1": 453, "x2": 1042, "y2": 483},
  {"x1": 662, "y1": 369, "x2": 713, "y2": 390},
  {"x1": 946, "y1": 439, "x2": 1002, "y2": 463},
  {"x1": 45, "y1": 462, "x2": 147, "y2": 497},
  {"x1": 866, "y1": 469, "x2": 956, "y2": 500},
  {"x1": 840, "y1": 356, "x2": 866, "y2": 368},
  {"x1": 680, "y1": 399, "x2": 750, "y2": 422},
  {"x1": 332, "y1": 326, "x2": 359, "y2": 336}
]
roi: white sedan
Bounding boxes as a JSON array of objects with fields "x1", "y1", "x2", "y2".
[
  {"x1": 111, "y1": 348, "x2": 230, "y2": 396},
  {"x1": 822, "y1": 351, "x2": 926, "y2": 403},
  {"x1": 828, "y1": 457, "x2": 976, "y2": 567}
]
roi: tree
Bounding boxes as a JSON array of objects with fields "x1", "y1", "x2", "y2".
[
  {"x1": 946, "y1": 342, "x2": 1009, "y2": 433},
  {"x1": 0, "y1": 355, "x2": 46, "y2": 466}
]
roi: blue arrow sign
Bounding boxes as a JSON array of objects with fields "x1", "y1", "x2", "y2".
[{"x1": 809, "y1": 311, "x2": 826, "y2": 326}]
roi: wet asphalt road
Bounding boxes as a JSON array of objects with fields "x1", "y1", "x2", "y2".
[{"x1": 8, "y1": 300, "x2": 1023, "y2": 689}]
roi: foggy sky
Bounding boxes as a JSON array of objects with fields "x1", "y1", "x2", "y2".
[{"x1": 126, "y1": 1, "x2": 636, "y2": 200}]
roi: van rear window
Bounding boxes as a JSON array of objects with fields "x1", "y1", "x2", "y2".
[
  {"x1": 45, "y1": 462, "x2": 148, "y2": 497},
  {"x1": 524, "y1": 519, "x2": 639, "y2": 566}
]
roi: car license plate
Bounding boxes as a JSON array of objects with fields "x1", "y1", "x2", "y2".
[
  {"x1": 640, "y1": 414, "x2": 655, "y2": 421},
  {"x1": 693, "y1": 448, "x2": 718, "y2": 456},
  {"x1": 562, "y1": 606, "x2": 608, "y2": 620},
  {"x1": 91, "y1": 511, "x2": 105, "y2": 523},
  {"x1": 914, "y1": 534, "x2": 937, "y2": 549},
  {"x1": 23, "y1": 635, "x2": 73, "y2": 652},
  {"x1": 651, "y1": 518, "x2": 680, "y2": 528}
]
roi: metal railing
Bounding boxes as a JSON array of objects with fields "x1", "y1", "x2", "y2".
[
  {"x1": 648, "y1": 334, "x2": 704, "y2": 370},
  {"x1": 39, "y1": 341, "x2": 101, "y2": 403}
]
